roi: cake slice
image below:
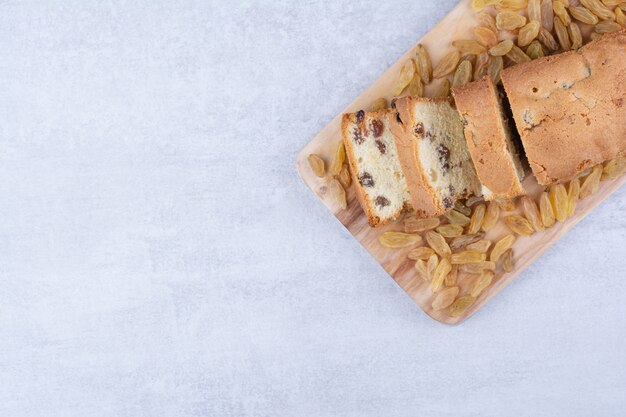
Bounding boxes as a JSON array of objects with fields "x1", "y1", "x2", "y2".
[
  {"x1": 342, "y1": 109, "x2": 411, "y2": 227},
  {"x1": 452, "y1": 76, "x2": 526, "y2": 200},
  {"x1": 500, "y1": 29, "x2": 626, "y2": 185},
  {"x1": 390, "y1": 97, "x2": 482, "y2": 218}
]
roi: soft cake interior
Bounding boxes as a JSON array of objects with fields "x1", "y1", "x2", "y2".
[
  {"x1": 348, "y1": 111, "x2": 410, "y2": 220},
  {"x1": 412, "y1": 101, "x2": 482, "y2": 208}
]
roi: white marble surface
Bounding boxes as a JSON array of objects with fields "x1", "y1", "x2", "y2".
[{"x1": 1, "y1": 1, "x2": 625, "y2": 416}]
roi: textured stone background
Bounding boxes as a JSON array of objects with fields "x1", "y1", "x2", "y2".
[{"x1": 1, "y1": 1, "x2": 625, "y2": 416}]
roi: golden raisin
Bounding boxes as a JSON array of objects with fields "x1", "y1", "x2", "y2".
[
  {"x1": 433, "y1": 50, "x2": 461, "y2": 78},
  {"x1": 431, "y1": 258, "x2": 452, "y2": 293},
  {"x1": 405, "y1": 217, "x2": 440, "y2": 233},
  {"x1": 408, "y1": 246, "x2": 436, "y2": 261},
  {"x1": 452, "y1": 60, "x2": 473, "y2": 87},
  {"x1": 554, "y1": 17, "x2": 571, "y2": 50},
  {"x1": 506, "y1": 44, "x2": 532, "y2": 63},
  {"x1": 460, "y1": 261, "x2": 497, "y2": 274},
  {"x1": 308, "y1": 153, "x2": 325, "y2": 177},
  {"x1": 602, "y1": 157, "x2": 626, "y2": 180},
  {"x1": 541, "y1": 0, "x2": 555, "y2": 31},
  {"x1": 474, "y1": 26, "x2": 499, "y2": 47},
  {"x1": 445, "y1": 265, "x2": 459, "y2": 287},
  {"x1": 451, "y1": 251, "x2": 487, "y2": 264},
  {"x1": 329, "y1": 179, "x2": 347, "y2": 210},
  {"x1": 568, "y1": 22, "x2": 583, "y2": 49},
  {"x1": 466, "y1": 239, "x2": 492, "y2": 253},
  {"x1": 518, "y1": 20, "x2": 541, "y2": 47},
  {"x1": 448, "y1": 295, "x2": 476, "y2": 317},
  {"x1": 436, "y1": 224, "x2": 464, "y2": 238},
  {"x1": 426, "y1": 231, "x2": 452, "y2": 258},
  {"x1": 539, "y1": 191, "x2": 556, "y2": 227},
  {"x1": 329, "y1": 141, "x2": 346, "y2": 176},
  {"x1": 504, "y1": 215, "x2": 535, "y2": 236},
  {"x1": 501, "y1": 249, "x2": 515, "y2": 272},
  {"x1": 491, "y1": 234, "x2": 516, "y2": 262},
  {"x1": 468, "y1": 203, "x2": 486, "y2": 234},
  {"x1": 472, "y1": 0, "x2": 500, "y2": 9},
  {"x1": 338, "y1": 164, "x2": 352, "y2": 188},
  {"x1": 580, "y1": 0, "x2": 615, "y2": 21},
  {"x1": 393, "y1": 59, "x2": 417, "y2": 96},
  {"x1": 496, "y1": 12, "x2": 527, "y2": 30},
  {"x1": 432, "y1": 286, "x2": 460, "y2": 311},
  {"x1": 528, "y1": 0, "x2": 542, "y2": 21},
  {"x1": 553, "y1": 0, "x2": 571, "y2": 25},
  {"x1": 415, "y1": 259, "x2": 430, "y2": 281},
  {"x1": 489, "y1": 39, "x2": 515, "y2": 56},
  {"x1": 416, "y1": 44, "x2": 432, "y2": 84},
  {"x1": 427, "y1": 253, "x2": 439, "y2": 281},
  {"x1": 569, "y1": 6, "x2": 599, "y2": 25},
  {"x1": 482, "y1": 201, "x2": 501, "y2": 232},
  {"x1": 579, "y1": 165, "x2": 602, "y2": 199},
  {"x1": 450, "y1": 232, "x2": 486, "y2": 250},
  {"x1": 470, "y1": 270, "x2": 495, "y2": 297},
  {"x1": 567, "y1": 178, "x2": 580, "y2": 216},
  {"x1": 444, "y1": 210, "x2": 471, "y2": 226},
  {"x1": 379, "y1": 231, "x2": 422, "y2": 248},
  {"x1": 549, "y1": 183, "x2": 568, "y2": 222},
  {"x1": 520, "y1": 195, "x2": 544, "y2": 232},
  {"x1": 526, "y1": 40, "x2": 546, "y2": 59}
]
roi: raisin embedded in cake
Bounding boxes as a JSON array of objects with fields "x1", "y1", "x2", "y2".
[
  {"x1": 501, "y1": 29, "x2": 626, "y2": 185},
  {"x1": 390, "y1": 96, "x2": 482, "y2": 218},
  {"x1": 341, "y1": 109, "x2": 411, "y2": 227},
  {"x1": 452, "y1": 76, "x2": 526, "y2": 200}
]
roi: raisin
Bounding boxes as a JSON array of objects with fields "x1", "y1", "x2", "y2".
[
  {"x1": 375, "y1": 196, "x2": 390, "y2": 207},
  {"x1": 359, "y1": 172, "x2": 375, "y2": 187},
  {"x1": 352, "y1": 128, "x2": 365, "y2": 145},
  {"x1": 355, "y1": 110, "x2": 365, "y2": 124},
  {"x1": 371, "y1": 119, "x2": 384, "y2": 138},
  {"x1": 375, "y1": 140, "x2": 386, "y2": 154},
  {"x1": 390, "y1": 98, "x2": 397, "y2": 109},
  {"x1": 395, "y1": 112, "x2": 402, "y2": 124},
  {"x1": 414, "y1": 122, "x2": 425, "y2": 137},
  {"x1": 437, "y1": 144, "x2": 451, "y2": 171},
  {"x1": 443, "y1": 197, "x2": 453, "y2": 209}
]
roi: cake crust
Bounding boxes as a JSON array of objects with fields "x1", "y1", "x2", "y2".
[
  {"x1": 390, "y1": 96, "x2": 480, "y2": 218},
  {"x1": 390, "y1": 97, "x2": 446, "y2": 218},
  {"x1": 452, "y1": 77, "x2": 526, "y2": 200},
  {"x1": 501, "y1": 29, "x2": 626, "y2": 185}
]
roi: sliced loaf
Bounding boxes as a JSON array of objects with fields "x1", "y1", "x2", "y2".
[
  {"x1": 452, "y1": 76, "x2": 526, "y2": 200},
  {"x1": 500, "y1": 29, "x2": 626, "y2": 185},
  {"x1": 342, "y1": 109, "x2": 411, "y2": 227},
  {"x1": 390, "y1": 97, "x2": 482, "y2": 218}
]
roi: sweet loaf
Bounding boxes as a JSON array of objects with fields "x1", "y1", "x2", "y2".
[
  {"x1": 501, "y1": 29, "x2": 626, "y2": 185},
  {"x1": 452, "y1": 76, "x2": 526, "y2": 200},
  {"x1": 342, "y1": 109, "x2": 411, "y2": 227},
  {"x1": 390, "y1": 96, "x2": 482, "y2": 218}
]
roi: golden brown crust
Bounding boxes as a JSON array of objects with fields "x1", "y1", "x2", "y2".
[
  {"x1": 390, "y1": 96, "x2": 451, "y2": 218},
  {"x1": 501, "y1": 29, "x2": 626, "y2": 185},
  {"x1": 452, "y1": 77, "x2": 526, "y2": 200}
]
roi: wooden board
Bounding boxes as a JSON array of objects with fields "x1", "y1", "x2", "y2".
[{"x1": 296, "y1": 0, "x2": 626, "y2": 324}]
